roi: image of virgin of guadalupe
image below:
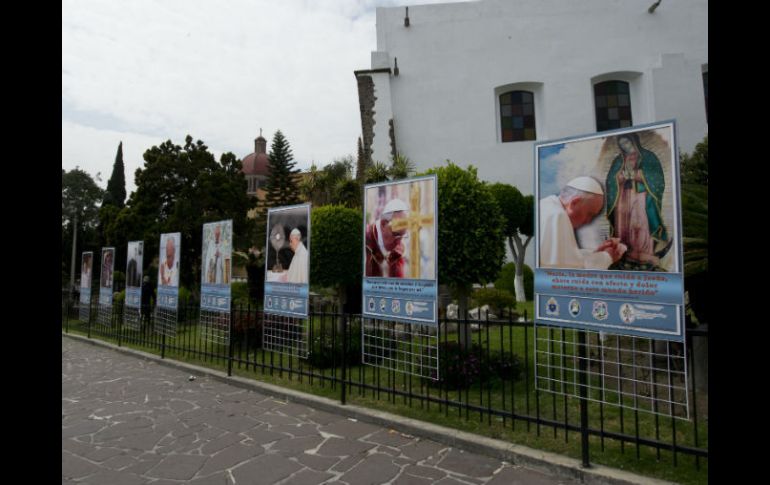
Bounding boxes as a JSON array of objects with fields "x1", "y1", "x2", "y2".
[{"x1": 605, "y1": 132, "x2": 672, "y2": 271}]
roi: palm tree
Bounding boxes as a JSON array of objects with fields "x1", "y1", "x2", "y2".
[
  {"x1": 365, "y1": 162, "x2": 390, "y2": 184},
  {"x1": 389, "y1": 153, "x2": 415, "y2": 180}
]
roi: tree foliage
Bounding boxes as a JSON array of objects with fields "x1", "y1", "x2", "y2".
[
  {"x1": 62, "y1": 168, "x2": 104, "y2": 283},
  {"x1": 488, "y1": 183, "x2": 534, "y2": 301},
  {"x1": 103, "y1": 141, "x2": 126, "y2": 208},
  {"x1": 495, "y1": 262, "x2": 534, "y2": 301},
  {"x1": 265, "y1": 130, "x2": 300, "y2": 207},
  {"x1": 389, "y1": 153, "x2": 416, "y2": 181},
  {"x1": 119, "y1": 135, "x2": 253, "y2": 290},
  {"x1": 679, "y1": 135, "x2": 708, "y2": 323},
  {"x1": 300, "y1": 156, "x2": 360, "y2": 208},
  {"x1": 680, "y1": 135, "x2": 708, "y2": 185},
  {"x1": 310, "y1": 205, "x2": 362, "y2": 293},
  {"x1": 365, "y1": 161, "x2": 390, "y2": 184},
  {"x1": 424, "y1": 162, "x2": 506, "y2": 300}
]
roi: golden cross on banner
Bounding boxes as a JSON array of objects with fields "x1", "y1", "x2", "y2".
[{"x1": 389, "y1": 182, "x2": 434, "y2": 277}]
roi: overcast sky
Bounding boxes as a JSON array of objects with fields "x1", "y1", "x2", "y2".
[{"x1": 62, "y1": 0, "x2": 469, "y2": 197}]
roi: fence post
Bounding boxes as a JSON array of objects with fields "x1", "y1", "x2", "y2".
[
  {"x1": 340, "y1": 311, "x2": 348, "y2": 405},
  {"x1": 65, "y1": 298, "x2": 70, "y2": 334},
  {"x1": 117, "y1": 301, "x2": 123, "y2": 347},
  {"x1": 87, "y1": 297, "x2": 92, "y2": 339},
  {"x1": 161, "y1": 332, "x2": 167, "y2": 359},
  {"x1": 227, "y1": 302, "x2": 234, "y2": 377},
  {"x1": 578, "y1": 330, "x2": 591, "y2": 468}
]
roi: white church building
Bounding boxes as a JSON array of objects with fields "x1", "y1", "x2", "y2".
[{"x1": 354, "y1": 0, "x2": 708, "y2": 194}]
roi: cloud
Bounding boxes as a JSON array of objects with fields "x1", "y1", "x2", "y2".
[{"x1": 62, "y1": 0, "x2": 471, "y2": 187}]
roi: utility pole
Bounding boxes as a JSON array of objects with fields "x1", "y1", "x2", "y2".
[{"x1": 69, "y1": 212, "x2": 78, "y2": 301}]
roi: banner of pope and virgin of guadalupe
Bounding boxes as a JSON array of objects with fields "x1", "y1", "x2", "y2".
[
  {"x1": 534, "y1": 120, "x2": 685, "y2": 341},
  {"x1": 362, "y1": 175, "x2": 438, "y2": 326},
  {"x1": 264, "y1": 204, "x2": 310, "y2": 318}
]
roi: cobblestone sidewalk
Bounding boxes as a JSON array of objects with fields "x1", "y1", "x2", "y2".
[{"x1": 63, "y1": 337, "x2": 580, "y2": 484}]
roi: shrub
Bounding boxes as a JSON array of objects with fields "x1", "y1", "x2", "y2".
[
  {"x1": 307, "y1": 318, "x2": 362, "y2": 369},
  {"x1": 471, "y1": 287, "x2": 516, "y2": 316},
  {"x1": 433, "y1": 341, "x2": 523, "y2": 389},
  {"x1": 231, "y1": 281, "x2": 255, "y2": 306}
]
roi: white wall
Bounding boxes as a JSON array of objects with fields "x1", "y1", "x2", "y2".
[{"x1": 364, "y1": 0, "x2": 708, "y2": 198}]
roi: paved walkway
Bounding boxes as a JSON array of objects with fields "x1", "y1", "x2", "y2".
[{"x1": 62, "y1": 337, "x2": 580, "y2": 485}]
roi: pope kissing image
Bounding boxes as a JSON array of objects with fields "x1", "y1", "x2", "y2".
[{"x1": 537, "y1": 125, "x2": 677, "y2": 273}]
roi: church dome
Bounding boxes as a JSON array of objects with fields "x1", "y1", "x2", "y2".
[
  {"x1": 241, "y1": 132, "x2": 269, "y2": 176},
  {"x1": 241, "y1": 152, "x2": 269, "y2": 176}
]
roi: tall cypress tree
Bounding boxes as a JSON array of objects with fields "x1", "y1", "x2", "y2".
[
  {"x1": 265, "y1": 130, "x2": 300, "y2": 207},
  {"x1": 356, "y1": 136, "x2": 366, "y2": 184},
  {"x1": 103, "y1": 141, "x2": 126, "y2": 208}
]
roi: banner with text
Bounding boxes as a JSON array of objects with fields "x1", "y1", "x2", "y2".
[
  {"x1": 157, "y1": 232, "x2": 181, "y2": 310},
  {"x1": 99, "y1": 247, "x2": 115, "y2": 306},
  {"x1": 201, "y1": 220, "x2": 233, "y2": 311},
  {"x1": 80, "y1": 251, "x2": 93, "y2": 307},
  {"x1": 362, "y1": 175, "x2": 438, "y2": 326},
  {"x1": 264, "y1": 205, "x2": 310, "y2": 318},
  {"x1": 534, "y1": 121, "x2": 684, "y2": 341},
  {"x1": 125, "y1": 241, "x2": 144, "y2": 309}
]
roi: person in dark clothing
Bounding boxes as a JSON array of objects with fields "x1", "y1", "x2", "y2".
[{"x1": 141, "y1": 275, "x2": 154, "y2": 329}]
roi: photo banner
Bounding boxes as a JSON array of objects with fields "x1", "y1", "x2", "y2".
[
  {"x1": 125, "y1": 241, "x2": 144, "y2": 309},
  {"x1": 79, "y1": 251, "x2": 93, "y2": 307},
  {"x1": 362, "y1": 175, "x2": 438, "y2": 326},
  {"x1": 264, "y1": 204, "x2": 310, "y2": 318},
  {"x1": 201, "y1": 220, "x2": 233, "y2": 311},
  {"x1": 157, "y1": 232, "x2": 181, "y2": 310},
  {"x1": 98, "y1": 247, "x2": 115, "y2": 306},
  {"x1": 534, "y1": 120, "x2": 684, "y2": 341}
]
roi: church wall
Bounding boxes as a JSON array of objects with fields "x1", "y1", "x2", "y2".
[{"x1": 365, "y1": 0, "x2": 707, "y2": 197}]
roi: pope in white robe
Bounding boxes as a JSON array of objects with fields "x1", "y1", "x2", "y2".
[
  {"x1": 285, "y1": 228, "x2": 309, "y2": 284},
  {"x1": 539, "y1": 176, "x2": 626, "y2": 270}
]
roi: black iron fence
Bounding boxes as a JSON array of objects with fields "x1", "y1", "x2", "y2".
[{"x1": 61, "y1": 292, "x2": 708, "y2": 479}]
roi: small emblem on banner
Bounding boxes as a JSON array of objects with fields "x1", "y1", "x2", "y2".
[
  {"x1": 546, "y1": 297, "x2": 559, "y2": 316},
  {"x1": 368, "y1": 298, "x2": 375, "y2": 311},
  {"x1": 569, "y1": 299, "x2": 581, "y2": 317},
  {"x1": 392, "y1": 299, "x2": 401, "y2": 314},
  {"x1": 620, "y1": 303, "x2": 635, "y2": 323},
  {"x1": 592, "y1": 301, "x2": 608, "y2": 321}
]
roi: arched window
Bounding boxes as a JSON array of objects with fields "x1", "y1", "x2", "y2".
[
  {"x1": 499, "y1": 90, "x2": 536, "y2": 142},
  {"x1": 594, "y1": 80, "x2": 632, "y2": 131}
]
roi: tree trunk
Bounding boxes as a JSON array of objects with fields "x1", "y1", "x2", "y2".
[
  {"x1": 456, "y1": 285, "x2": 471, "y2": 349},
  {"x1": 336, "y1": 284, "x2": 347, "y2": 334},
  {"x1": 69, "y1": 213, "x2": 78, "y2": 302},
  {"x1": 508, "y1": 235, "x2": 526, "y2": 303}
]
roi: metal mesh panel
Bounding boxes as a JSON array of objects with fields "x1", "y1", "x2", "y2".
[
  {"x1": 534, "y1": 323, "x2": 689, "y2": 420},
  {"x1": 123, "y1": 306, "x2": 141, "y2": 331},
  {"x1": 79, "y1": 302, "x2": 91, "y2": 323},
  {"x1": 362, "y1": 318, "x2": 439, "y2": 380},
  {"x1": 97, "y1": 304, "x2": 112, "y2": 327},
  {"x1": 200, "y1": 309, "x2": 230, "y2": 345},
  {"x1": 263, "y1": 313, "x2": 309, "y2": 358},
  {"x1": 155, "y1": 307, "x2": 178, "y2": 338}
]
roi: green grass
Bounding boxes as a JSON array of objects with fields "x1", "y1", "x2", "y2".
[{"x1": 61, "y1": 310, "x2": 707, "y2": 485}]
